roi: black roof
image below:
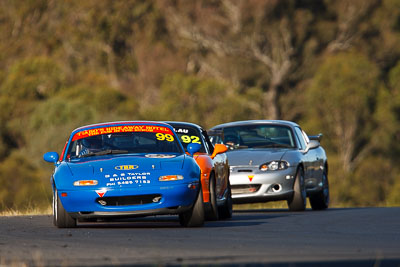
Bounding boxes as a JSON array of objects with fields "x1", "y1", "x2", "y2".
[
  {"x1": 210, "y1": 120, "x2": 299, "y2": 130},
  {"x1": 164, "y1": 121, "x2": 204, "y2": 131}
]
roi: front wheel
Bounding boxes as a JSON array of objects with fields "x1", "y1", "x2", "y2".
[
  {"x1": 205, "y1": 175, "x2": 219, "y2": 220},
  {"x1": 179, "y1": 187, "x2": 205, "y2": 227},
  {"x1": 53, "y1": 189, "x2": 77, "y2": 228},
  {"x1": 287, "y1": 168, "x2": 306, "y2": 211},
  {"x1": 310, "y1": 171, "x2": 329, "y2": 210},
  {"x1": 218, "y1": 181, "x2": 233, "y2": 219}
]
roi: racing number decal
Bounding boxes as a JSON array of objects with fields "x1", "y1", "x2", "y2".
[
  {"x1": 180, "y1": 135, "x2": 201, "y2": 144},
  {"x1": 156, "y1": 133, "x2": 174, "y2": 142}
]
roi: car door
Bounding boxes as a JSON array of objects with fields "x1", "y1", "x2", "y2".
[
  {"x1": 301, "y1": 130, "x2": 324, "y2": 180},
  {"x1": 294, "y1": 127, "x2": 315, "y2": 181},
  {"x1": 202, "y1": 129, "x2": 228, "y2": 199},
  {"x1": 301, "y1": 129, "x2": 321, "y2": 179}
]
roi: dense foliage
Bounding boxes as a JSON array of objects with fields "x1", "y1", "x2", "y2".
[{"x1": 0, "y1": 0, "x2": 399, "y2": 211}]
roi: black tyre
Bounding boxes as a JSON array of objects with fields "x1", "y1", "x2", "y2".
[
  {"x1": 54, "y1": 190, "x2": 77, "y2": 228},
  {"x1": 310, "y1": 171, "x2": 329, "y2": 210},
  {"x1": 287, "y1": 168, "x2": 306, "y2": 211},
  {"x1": 179, "y1": 187, "x2": 205, "y2": 227},
  {"x1": 218, "y1": 181, "x2": 233, "y2": 219},
  {"x1": 205, "y1": 175, "x2": 219, "y2": 220},
  {"x1": 52, "y1": 190, "x2": 57, "y2": 227}
]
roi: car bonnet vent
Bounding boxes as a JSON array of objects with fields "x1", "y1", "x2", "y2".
[{"x1": 237, "y1": 169, "x2": 253, "y2": 172}]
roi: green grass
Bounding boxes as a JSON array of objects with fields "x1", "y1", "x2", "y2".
[
  {"x1": 0, "y1": 205, "x2": 52, "y2": 216},
  {"x1": 233, "y1": 201, "x2": 289, "y2": 210}
]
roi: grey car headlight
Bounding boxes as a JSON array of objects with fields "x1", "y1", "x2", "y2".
[{"x1": 259, "y1": 161, "x2": 290, "y2": 171}]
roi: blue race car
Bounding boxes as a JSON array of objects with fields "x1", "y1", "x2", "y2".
[{"x1": 43, "y1": 121, "x2": 204, "y2": 228}]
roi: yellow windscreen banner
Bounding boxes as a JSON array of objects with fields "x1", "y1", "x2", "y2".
[{"x1": 72, "y1": 125, "x2": 173, "y2": 141}]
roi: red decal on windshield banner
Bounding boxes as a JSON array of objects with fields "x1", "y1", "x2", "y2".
[{"x1": 72, "y1": 125, "x2": 173, "y2": 141}]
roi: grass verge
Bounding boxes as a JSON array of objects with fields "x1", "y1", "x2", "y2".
[
  {"x1": 0, "y1": 205, "x2": 52, "y2": 216},
  {"x1": 233, "y1": 201, "x2": 289, "y2": 210}
]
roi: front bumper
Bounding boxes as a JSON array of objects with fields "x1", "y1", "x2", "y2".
[
  {"x1": 57, "y1": 182, "x2": 199, "y2": 218},
  {"x1": 229, "y1": 166, "x2": 297, "y2": 204},
  {"x1": 70, "y1": 206, "x2": 192, "y2": 219}
]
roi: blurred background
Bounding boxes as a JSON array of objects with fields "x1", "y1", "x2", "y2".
[{"x1": 0, "y1": 0, "x2": 399, "y2": 212}]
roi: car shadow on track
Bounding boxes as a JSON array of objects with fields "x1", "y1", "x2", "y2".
[
  {"x1": 58, "y1": 208, "x2": 346, "y2": 229},
  {"x1": 78, "y1": 216, "x2": 183, "y2": 229},
  {"x1": 235, "y1": 208, "x2": 290, "y2": 213},
  {"x1": 76, "y1": 206, "x2": 354, "y2": 229},
  {"x1": 75, "y1": 212, "x2": 290, "y2": 229},
  {"x1": 234, "y1": 207, "x2": 349, "y2": 213}
]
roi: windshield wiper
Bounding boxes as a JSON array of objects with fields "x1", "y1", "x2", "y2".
[
  {"x1": 80, "y1": 149, "x2": 129, "y2": 158},
  {"x1": 253, "y1": 143, "x2": 293, "y2": 148}
]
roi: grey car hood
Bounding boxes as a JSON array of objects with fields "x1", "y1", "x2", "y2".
[{"x1": 226, "y1": 148, "x2": 288, "y2": 166}]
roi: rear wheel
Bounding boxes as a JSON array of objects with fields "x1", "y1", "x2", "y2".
[
  {"x1": 205, "y1": 175, "x2": 219, "y2": 220},
  {"x1": 179, "y1": 187, "x2": 205, "y2": 227},
  {"x1": 310, "y1": 171, "x2": 329, "y2": 210},
  {"x1": 287, "y1": 168, "x2": 306, "y2": 211},
  {"x1": 54, "y1": 189, "x2": 77, "y2": 228},
  {"x1": 218, "y1": 181, "x2": 233, "y2": 219}
]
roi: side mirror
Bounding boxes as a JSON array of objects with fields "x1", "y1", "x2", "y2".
[
  {"x1": 309, "y1": 133, "x2": 323, "y2": 142},
  {"x1": 210, "y1": 144, "x2": 228, "y2": 159},
  {"x1": 187, "y1": 143, "x2": 201, "y2": 156},
  {"x1": 43, "y1": 152, "x2": 59, "y2": 163},
  {"x1": 306, "y1": 140, "x2": 320, "y2": 152}
]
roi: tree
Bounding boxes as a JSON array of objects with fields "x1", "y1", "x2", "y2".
[
  {"x1": 304, "y1": 51, "x2": 379, "y2": 172},
  {"x1": 0, "y1": 151, "x2": 51, "y2": 211},
  {"x1": 0, "y1": 57, "x2": 64, "y2": 151},
  {"x1": 26, "y1": 77, "x2": 139, "y2": 167},
  {"x1": 151, "y1": 73, "x2": 263, "y2": 128},
  {"x1": 324, "y1": 0, "x2": 380, "y2": 53},
  {"x1": 370, "y1": 65, "x2": 400, "y2": 158},
  {"x1": 160, "y1": 0, "x2": 315, "y2": 119}
]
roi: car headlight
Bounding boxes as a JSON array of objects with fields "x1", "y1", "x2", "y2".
[
  {"x1": 159, "y1": 175, "x2": 184, "y2": 181},
  {"x1": 259, "y1": 161, "x2": 289, "y2": 171}
]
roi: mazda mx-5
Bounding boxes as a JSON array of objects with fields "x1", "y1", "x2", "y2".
[
  {"x1": 167, "y1": 122, "x2": 232, "y2": 220},
  {"x1": 44, "y1": 121, "x2": 204, "y2": 227},
  {"x1": 209, "y1": 120, "x2": 329, "y2": 211}
]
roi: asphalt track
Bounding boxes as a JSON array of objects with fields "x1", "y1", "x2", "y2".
[{"x1": 0, "y1": 207, "x2": 399, "y2": 267}]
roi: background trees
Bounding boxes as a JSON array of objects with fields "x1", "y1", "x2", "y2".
[
  {"x1": 0, "y1": 0, "x2": 399, "y2": 211},
  {"x1": 304, "y1": 52, "x2": 380, "y2": 172}
]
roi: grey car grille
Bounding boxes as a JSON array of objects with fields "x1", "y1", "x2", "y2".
[{"x1": 231, "y1": 184, "x2": 261, "y2": 195}]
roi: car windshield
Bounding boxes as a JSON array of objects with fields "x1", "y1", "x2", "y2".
[
  {"x1": 212, "y1": 124, "x2": 296, "y2": 150},
  {"x1": 66, "y1": 126, "x2": 182, "y2": 159},
  {"x1": 169, "y1": 125, "x2": 206, "y2": 153}
]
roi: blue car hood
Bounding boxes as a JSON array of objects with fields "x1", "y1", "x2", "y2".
[{"x1": 66, "y1": 154, "x2": 185, "y2": 178}]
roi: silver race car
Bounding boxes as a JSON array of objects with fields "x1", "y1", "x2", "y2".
[{"x1": 209, "y1": 120, "x2": 329, "y2": 211}]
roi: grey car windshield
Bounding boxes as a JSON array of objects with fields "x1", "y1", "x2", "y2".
[{"x1": 215, "y1": 124, "x2": 296, "y2": 149}]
